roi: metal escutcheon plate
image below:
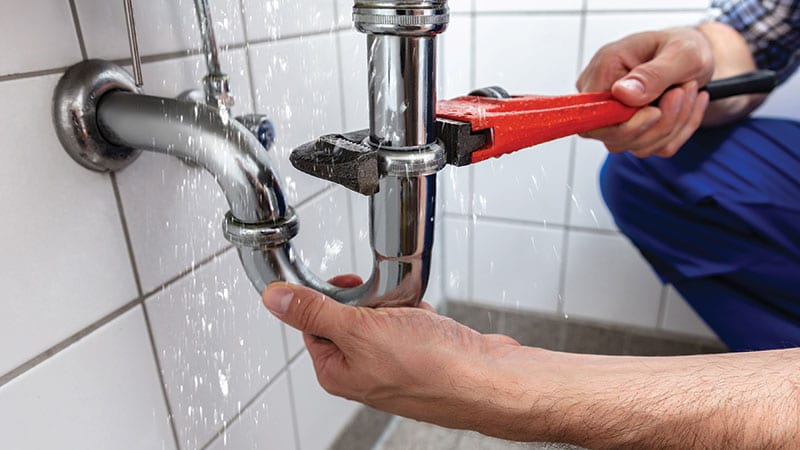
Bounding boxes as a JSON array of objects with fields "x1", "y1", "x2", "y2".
[{"x1": 52, "y1": 59, "x2": 142, "y2": 172}]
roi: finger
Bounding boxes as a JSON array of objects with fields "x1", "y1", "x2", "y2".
[
  {"x1": 654, "y1": 90, "x2": 709, "y2": 158},
  {"x1": 608, "y1": 85, "x2": 688, "y2": 157},
  {"x1": 628, "y1": 82, "x2": 697, "y2": 157},
  {"x1": 262, "y1": 282, "x2": 352, "y2": 340},
  {"x1": 303, "y1": 333, "x2": 340, "y2": 362},
  {"x1": 328, "y1": 274, "x2": 364, "y2": 288},
  {"x1": 302, "y1": 333, "x2": 348, "y2": 397},
  {"x1": 483, "y1": 334, "x2": 521, "y2": 346},
  {"x1": 611, "y1": 39, "x2": 707, "y2": 107},
  {"x1": 418, "y1": 301, "x2": 436, "y2": 312},
  {"x1": 581, "y1": 107, "x2": 662, "y2": 150},
  {"x1": 648, "y1": 83, "x2": 700, "y2": 157}
]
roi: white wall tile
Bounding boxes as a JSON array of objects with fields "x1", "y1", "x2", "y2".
[
  {"x1": 570, "y1": 137, "x2": 617, "y2": 230},
  {"x1": 117, "y1": 52, "x2": 255, "y2": 293},
  {"x1": 146, "y1": 250, "x2": 287, "y2": 449},
  {"x1": 587, "y1": 0, "x2": 708, "y2": 11},
  {"x1": 0, "y1": 1, "x2": 82, "y2": 75},
  {"x1": 473, "y1": 221, "x2": 563, "y2": 313},
  {"x1": 473, "y1": 138, "x2": 572, "y2": 225},
  {"x1": 206, "y1": 372, "x2": 297, "y2": 450},
  {"x1": 425, "y1": 198, "x2": 447, "y2": 310},
  {"x1": 564, "y1": 231, "x2": 663, "y2": 328},
  {"x1": 661, "y1": 285, "x2": 718, "y2": 339},
  {"x1": 442, "y1": 165, "x2": 473, "y2": 216},
  {"x1": 124, "y1": 50, "x2": 254, "y2": 112},
  {"x1": 335, "y1": 0, "x2": 354, "y2": 27},
  {"x1": 249, "y1": 35, "x2": 343, "y2": 204},
  {"x1": 475, "y1": 15, "x2": 582, "y2": 96},
  {"x1": 756, "y1": 71, "x2": 800, "y2": 121},
  {"x1": 475, "y1": 0, "x2": 583, "y2": 12},
  {"x1": 440, "y1": 12, "x2": 473, "y2": 100},
  {"x1": 242, "y1": 0, "x2": 337, "y2": 41},
  {"x1": 348, "y1": 190, "x2": 373, "y2": 281},
  {"x1": 443, "y1": 216, "x2": 472, "y2": 301},
  {"x1": 581, "y1": 12, "x2": 706, "y2": 69},
  {"x1": 337, "y1": 29, "x2": 370, "y2": 131},
  {"x1": 450, "y1": 1, "x2": 473, "y2": 13},
  {"x1": 0, "y1": 75, "x2": 138, "y2": 376},
  {"x1": 293, "y1": 188, "x2": 357, "y2": 281},
  {"x1": 76, "y1": 0, "x2": 246, "y2": 60},
  {"x1": 290, "y1": 352, "x2": 360, "y2": 450},
  {"x1": 0, "y1": 307, "x2": 175, "y2": 450},
  {"x1": 117, "y1": 151, "x2": 230, "y2": 293}
]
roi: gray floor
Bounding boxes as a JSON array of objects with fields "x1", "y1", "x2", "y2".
[
  {"x1": 330, "y1": 300, "x2": 727, "y2": 450},
  {"x1": 377, "y1": 418, "x2": 585, "y2": 450}
]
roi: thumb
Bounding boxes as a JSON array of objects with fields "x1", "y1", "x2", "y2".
[
  {"x1": 262, "y1": 282, "x2": 350, "y2": 340},
  {"x1": 612, "y1": 42, "x2": 702, "y2": 107}
]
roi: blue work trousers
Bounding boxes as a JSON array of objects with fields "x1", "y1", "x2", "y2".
[{"x1": 600, "y1": 118, "x2": 800, "y2": 351}]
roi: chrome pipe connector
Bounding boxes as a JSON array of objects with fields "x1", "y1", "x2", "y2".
[{"x1": 353, "y1": 0, "x2": 449, "y2": 37}]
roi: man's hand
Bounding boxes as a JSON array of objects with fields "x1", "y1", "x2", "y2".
[
  {"x1": 263, "y1": 281, "x2": 800, "y2": 448},
  {"x1": 577, "y1": 26, "x2": 714, "y2": 157},
  {"x1": 262, "y1": 280, "x2": 529, "y2": 435}
]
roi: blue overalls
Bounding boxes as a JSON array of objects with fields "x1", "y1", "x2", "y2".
[{"x1": 600, "y1": 118, "x2": 800, "y2": 351}]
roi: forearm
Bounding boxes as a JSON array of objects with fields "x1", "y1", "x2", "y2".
[
  {"x1": 698, "y1": 21, "x2": 769, "y2": 126},
  {"x1": 478, "y1": 348, "x2": 800, "y2": 448}
]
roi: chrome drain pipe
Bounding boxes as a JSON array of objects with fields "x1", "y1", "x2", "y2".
[{"x1": 52, "y1": 1, "x2": 449, "y2": 308}]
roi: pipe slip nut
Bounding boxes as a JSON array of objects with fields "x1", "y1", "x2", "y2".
[
  {"x1": 354, "y1": 0, "x2": 448, "y2": 36},
  {"x1": 223, "y1": 210, "x2": 300, "y2": 249}
]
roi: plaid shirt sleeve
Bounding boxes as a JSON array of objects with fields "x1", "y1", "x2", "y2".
[{"x1": 708, "y1": 0, "x2": 800, "y2": 84}]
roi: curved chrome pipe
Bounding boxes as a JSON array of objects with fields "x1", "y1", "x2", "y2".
[
  {"x1": 94, "y1": 90, "x2": 434, "y2": 306},
  {"x1": 55, "y1": 0, "x2": 449, "y2": 308},
  {"x1": 97, "y1": 92, "x2": 285, "y2": 224}
]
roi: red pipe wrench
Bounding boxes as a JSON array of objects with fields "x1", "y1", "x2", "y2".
[{"x1": 437, "y1": 70, "x2": 776, "y2": 166}]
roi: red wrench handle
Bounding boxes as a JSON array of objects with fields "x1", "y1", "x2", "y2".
[
  {"x1": 437, "y1": 92, "x2": 637, "y2": 163},
  {"x1": 437, "y1": 70, "x2": 776, "y2": 165}
]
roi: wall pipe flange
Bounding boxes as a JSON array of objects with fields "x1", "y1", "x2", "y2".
[
  {"x1": 223, "y1": 209, "x2": 300, "y2": 249},
  {"x1": 53, "y1": 59, "x2": 143, "y2": 172}
]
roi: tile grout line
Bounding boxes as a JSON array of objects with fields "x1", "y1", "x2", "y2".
[
  {"x1": 0, "y1": 298, "x2": 141, "y2": 389},
  {"x1": 67, "y1": 0, "x2": 89, "y2": 61},
  {"x1": 139, "y1": 304, "x2": 182, "y2": 450},
  {"x1": 0, "y1": 26, "x2": 352, "y2": 85},
  {"x1": 444, "y1": 211, "x2": 622, "y2": 237},
  {"x1": 284, "y1": 355, "x2": 304, "y2": 450},
  {"x1": 0, "y1": 241, "x2": 236, "y2": 390},
  {"x1": 111, "y1": 170, "x2": 180, "y2": 447},
  {"x1": 0, "y1": 67, "x2": 70, "y2": 83},
  {"x1": 198, "y1": 362, "x2": 294, "y2": 450},
  {"x1": 556, "y1": 0, "x2": 589, "y2": 317},
  {"x1": 140, "y1": 244, "x2": 236, "y2": 301},
  {"x1": 466, "y1": 5, "x2": 477, "y2": 301},
  {"x1": 109, "y1": 173, "x2": 186, "y2": 447},
  {"x1": 0, "y1": 8, "x2": 706, "y2": 85},
  {"x1": 110, "y1": 173, "x2": 144, "y2": 297}
]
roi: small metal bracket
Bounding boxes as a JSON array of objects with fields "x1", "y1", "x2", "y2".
[{"x1": 52, "y1": 60, "x2": 142, "y2": 172}]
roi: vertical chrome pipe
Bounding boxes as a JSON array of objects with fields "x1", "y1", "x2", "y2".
[
  {"x1": 367, "y1": 35, "x2": 438, "y2": 148},
  {"x1": 353, "y1": 1, "x2": 448, "y2": 306}
]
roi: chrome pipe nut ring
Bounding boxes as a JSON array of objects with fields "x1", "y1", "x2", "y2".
[{"x1": 223, "y1": 209, "x2": 300, "y2": 249}]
